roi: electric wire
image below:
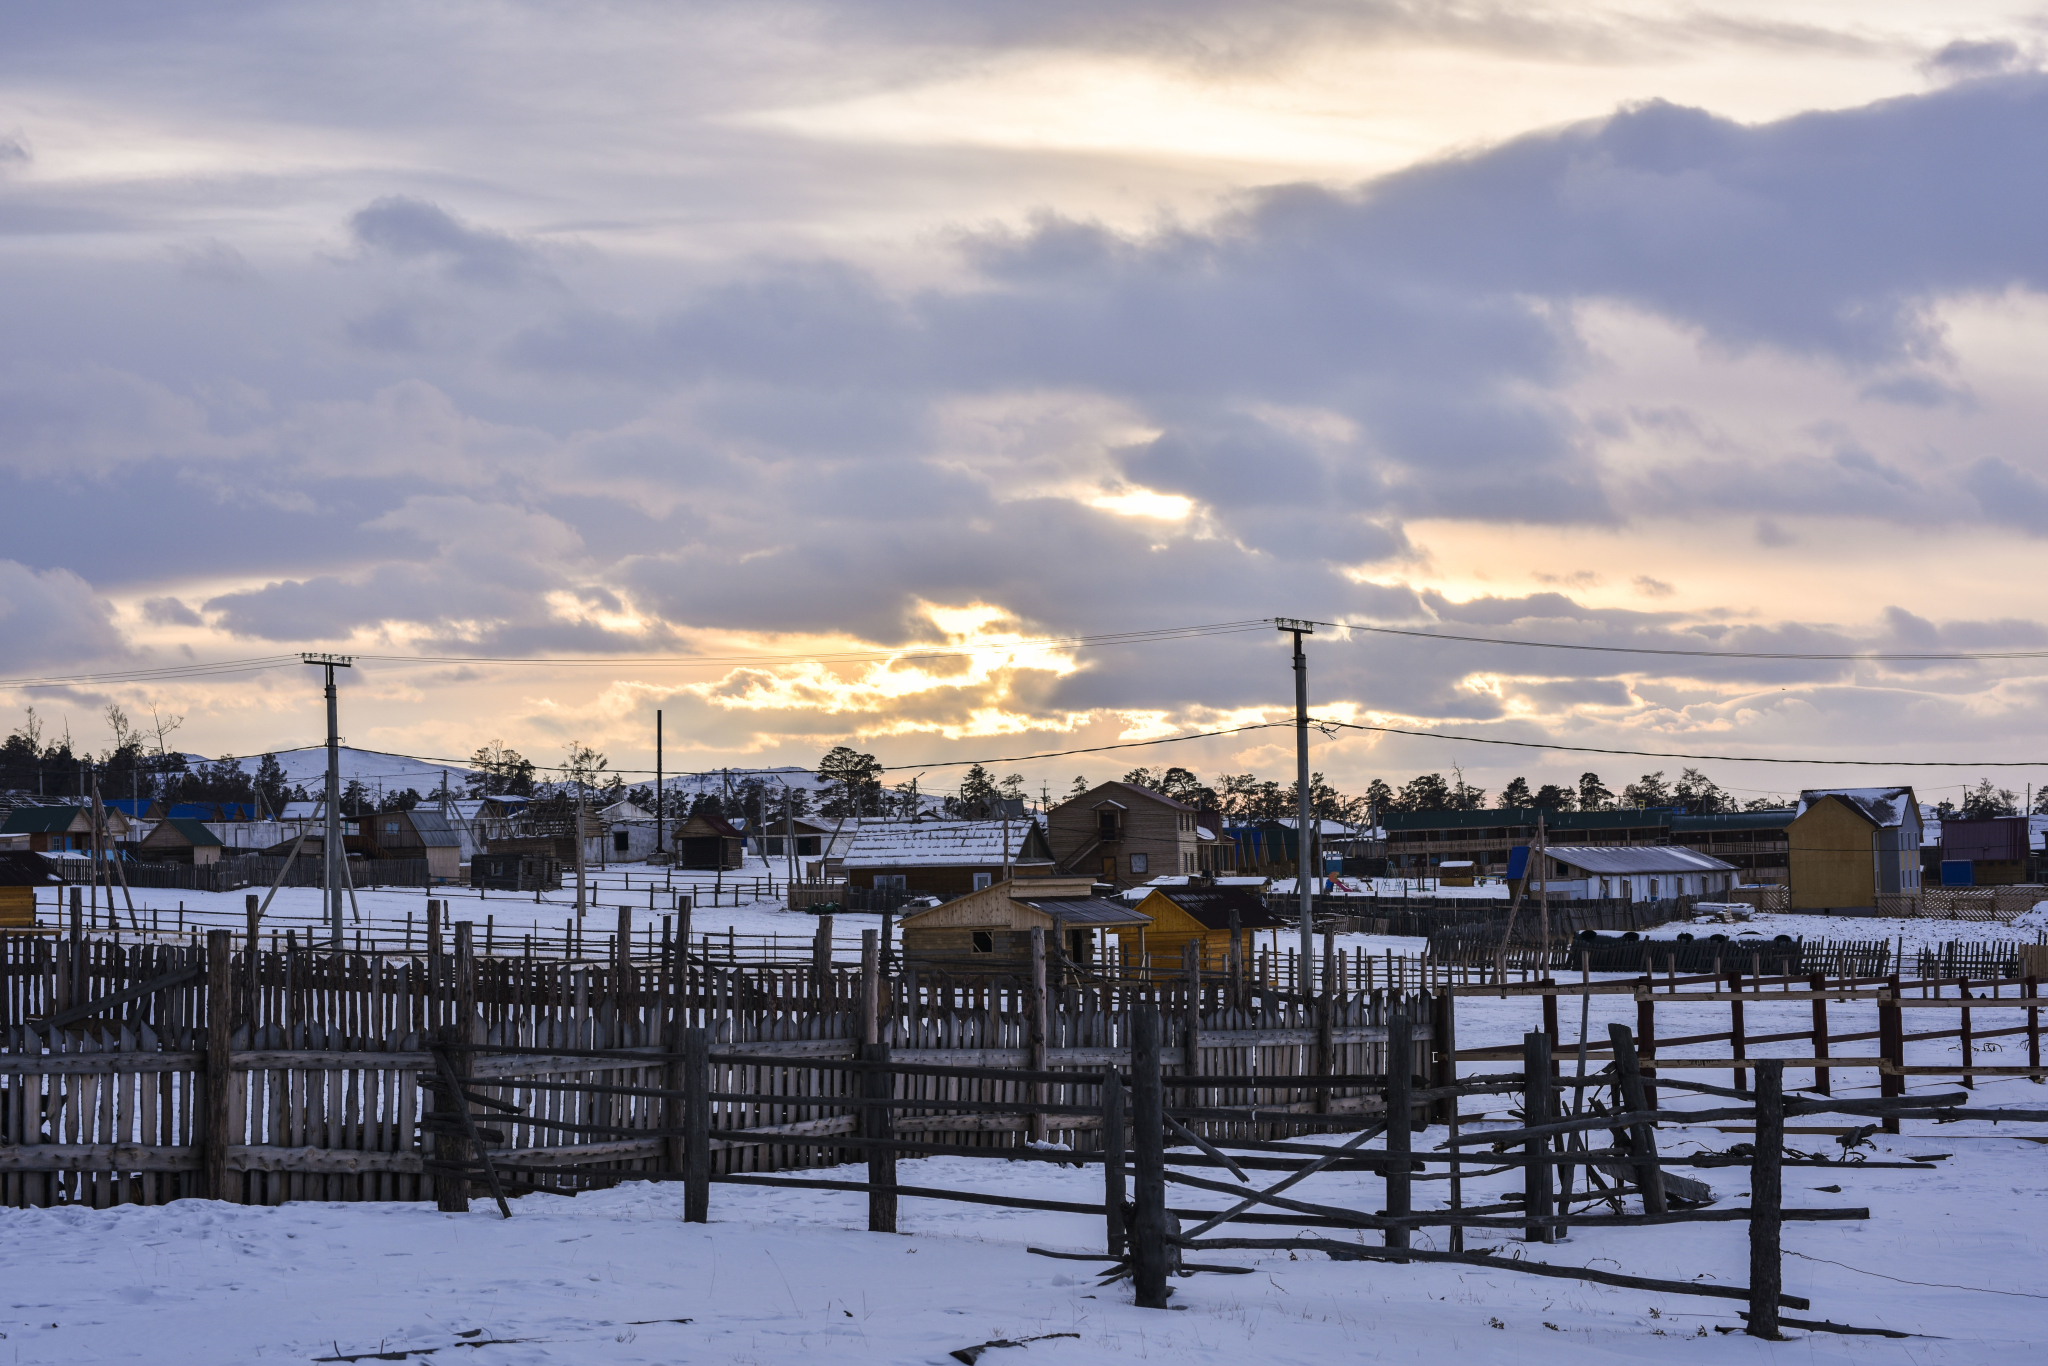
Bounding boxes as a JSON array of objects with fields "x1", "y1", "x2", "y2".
[{"x1": 1329, "y1": 620, "x2": 2048, "y2": 663}]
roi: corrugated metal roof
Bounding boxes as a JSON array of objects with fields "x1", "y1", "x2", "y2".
[
  {"x1": 841, "y1": 820, "x2": 1044, "y2": 869},
  {"x1": 1014, "y1": 897, "x2": 1152, "y2": 927},
  {"x1": 1542, "y1": 846, "x2": 1735, "y2": 875},
  {"x1": 1150, "y1": 886, "x2": 1291, "y2": 930},
  {"x1": 1382, "y1": 808, "x2": 1674, "y2": 833},
  {"x1": 1796, "y1": 787, "x2": 1916, "y2": 829},
  {"x1": 405, "y1": 809, "x2": 463, "y2": 847}
]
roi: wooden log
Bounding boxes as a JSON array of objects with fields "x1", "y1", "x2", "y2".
[
  {"x1": 1636, "y1": 975, "x2": 1657, "y2": 1110},
  {"x1": 1174, "y1": 1237, "x2": 1811, "y2": 1310},
  {"x1": 1809, "y1": 971, "x2": 1831, "y2": 1095},
  {"x1": 683, "y1": 1026, "x2": 709, "y2": 1222},
  {"x1": 1747, "y1": 1059, "x2": 1785, "y2": 1339},
  {"x1": 1385, "y1": 1012, "x2": 1411, "y2": 1255},
  {"x1": 863, "y1": 1041, "x2": 896, "y2": 1233},
  {"x1": 1130, "y1": 1005, "x2": 1170, "y2": 1309},
  {"x1": 1522, "y1": 1031, "x2": 1554, "y2": 1243},
  {"x1": 1880, "y1": 972, "x2": 1904, "y2": 1133},
  {"x1": 1607, "y1": 1022, "x2": 1667, "y2": 1215},
  {"x1": 203, "y1": 930, "x2": 232, "y2": 1201},
  {"x1": 2029, "y1": 975, "x2": 2041, "y2": 1083},
  {"x1": 1431, "y1": 989, "x2": 1457, "y2": 1125},
  {"x1": 1103, "y1": 1073, "x2": 1126, "y2": 1256}
]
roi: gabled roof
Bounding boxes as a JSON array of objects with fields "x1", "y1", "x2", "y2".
[
  {"x1": 151, "y1": 817, "x2": 224, "y2": 847},
  {"x1": 0, "y1": 806, "x2": 86, "y2": 835},
  {"x1": 1065, "y1": 781, "x2": 1194, "y2": 814},
  {"x1": 677, "y1": 811, "x2": 744, "y2": 838},
  {"x1": 1145, "y1": 885, "x2": 1291, "y2": 930},
  {"x1": 1796, "y1": 787, "x2": 1916, "y2": 829},
  {"x1": 1542, "y1": 846, "x2": 1735, "y2": 876},
  {"x1": 841, "y1": 819, "x2": 1049, "y2": 869}
]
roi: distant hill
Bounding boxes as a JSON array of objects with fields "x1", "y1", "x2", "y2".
[{"x1": 200, "y1": 751, "x2": 843, "y2": 803}]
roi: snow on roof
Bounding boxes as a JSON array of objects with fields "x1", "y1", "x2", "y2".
[
  {"x1": 840, "y1": 820, "x2": 1043, "y2": 869},
  {"x1": 1543, "y1": 846, "x2": 1735, "y2": 876},
  {"x1": 1797, "y1": 787, "x2": 1917, "y2": 828}
]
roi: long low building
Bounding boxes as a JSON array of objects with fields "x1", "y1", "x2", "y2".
[
  {"x1": 1518, "y1": 845, "x2": 1738, "y2": 902},
  {"x1": 897, "y1": 875, "x2": 1147, "y2": 974},
  {"x1": 837, "y1": 819, "x2": 1054, "y2": 898}
]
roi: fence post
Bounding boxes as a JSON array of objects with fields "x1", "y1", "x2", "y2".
[
  {"x1": 861, "y1": 930, "x2": 880, "y2": 1047},
  {"x1": 1431, "y1": 988, "x2": 1457, "y2": 1124},
  {"x1": 427, "y1": 899, "x2": 444, "y2": 1032},
  {"x1": 454, "y1": 921, "x2": 476, "y2": 1043},
  {"x1": 1607, "y1": 1023, "x2": 1668, "y2": 1214},
  {"x1": 684, "y1": 1025, "x2": 710, "y2": 1222},
  {"x1": 1729, "y1": 968, "x2": 1749, "y2": 1094},
  {"x1": 2027, "y1": 974, "x2": 2041, "y2": 1082},
  {"x1": 863, "y1": 1040, "x2": 897, "y2": 1233},
  {"x1": 1879, "y1": 972, "x2": 1904, "y2": 1133},
  {"x1": 1636, "y1": 977, "x2": 1658, "y2": 1111},
  {"x1": 1747, "y1": 1058, "x2": 1785, "y2": 1339},
  {"x1": 663, "y1": 934, "x2": 687, "y2": 1178},
  {"x1": 244, "y1": 893, "x2": 260, "y2": 1026},
  {"x1": 1130, "y1": 1006, "x2": 1170, "y2": 1309},
  {"x1": 1809, "y1": 971, "x2": 1831, "y2": 1096},
  {"x1": 812, "y1": 914, "x2": 833, "y2": 999},
  {"x1": 203, "y1": 929, "x2": 233, "y2": 1201},
  {"x1": 1028, "y1": 927, "x2": 1049, "y2": 1142},
  {"x1": 1103, "y1": 1072, "x2": 1127, "y2": 1256},
  {"x1": 1385, "y1": 1011, "x2": 1412, "y2": 1256},
  {"x1": 1521, "y1": 1030, "x2": 1554, "y2": 1243},
  {"x1": 67, "y1": 886, "x2": 82, "y2": 1010}
]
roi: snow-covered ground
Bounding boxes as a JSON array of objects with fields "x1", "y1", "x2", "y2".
[
  {"x1": 0, "y1": 1096, "x2": 2039, "y2": 1362},
  {"x1": 11, "y1": 872, "x2": 2047, "y2": 1359}
]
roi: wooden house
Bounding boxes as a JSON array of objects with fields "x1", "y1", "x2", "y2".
[
  {"x1": 1111, "y1": 884, "x2": 1291, "y2": 972},
  {"x1": 1789, "y1": 786, "x2": 1922, "y2": 913},
  {"x1": 838, "y1": 819, "x2": 1054, "y2": 898},
  {"x1": 897, "y1": 875, "x2": 1149, "y2": 974},
  {"x1": 1047, "y1": 782, "x2": 1227, "y2": 887},
  {"x1": 0, "y1": 804, "x2": 135, "y2": 853},
  {"x1": 137, "y1": 816, "x2": 224, "y2": 865},
  {"x1": 674, "y1": 811, "x2": 747, "y2": 871},
  {"x1": 761, "y1": 817, "x2": 834, "y2": 860},
  {"x1": 363, "y1": 808, "x2": 463, "y2": 883},
  {"x1": 0, "y1": 851, "x2": 57, "y2": 927}
]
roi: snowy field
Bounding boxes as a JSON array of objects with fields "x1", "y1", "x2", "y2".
[
  {"x1": 0, "y1": 1101, "x2": 2040, "y2": 1363},
  {"x1": 11, "y1": 873, "x2": 2047, "y2": 1359}
]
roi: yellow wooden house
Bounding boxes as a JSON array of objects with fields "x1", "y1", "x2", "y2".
[
  {"x1": 0, "y1": 851, "x2": 58, "y2": 927},
  {"x1": 1788, "y1": 786, "x2": 1922, "y2": 913},
  {"x1": 896, "y1": 875, "x2": 1150, "y2": 975},
  {"x1": 1112, "y1": 884, "x2": 1291, "y2": 973}
]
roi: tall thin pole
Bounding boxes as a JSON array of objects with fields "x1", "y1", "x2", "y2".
[
  {"x1": 655, "y1": 709, "x2": 664, "y2": 855},
  {"x1": 325, "y1": 662, "x2": 343, "y2": 948},
  {"x1": 1279, "y1": 619, "x2": 1317, "y2": 993},
  {"x1": 1294, "y1": 627, "x2": 1313, "y2": 989}
]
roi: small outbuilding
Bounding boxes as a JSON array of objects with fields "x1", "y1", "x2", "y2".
[
  {"x1": 137, "y1": 816, "x2": 225, "y2": 865},
  {"x1": 470, "y1": 848, "x2": 564, "y2": 892},
  {"x1": 673, "y1": 812, "x2": 747, "y2": 871},
  {"x1": 364, "y1": 808, "x2": 464, "y2": 883},
  {"x1": 1112, "y1": 884, "x2": 1291, "y2": 974},
  {"x1": 897, "y1": 875, "x2": 1150, "y2": 975},
  {"x1": 0, "y1": 851, "x2": 58, "y2": 927}
]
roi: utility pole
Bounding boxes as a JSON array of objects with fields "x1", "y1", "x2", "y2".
[
  {"x1": 1277, "y1": 618, "x2": 1316, "y2": 992},
  {"x1": 654, "y1": 709, "x2": 664, "y2": 856},
  {"x1": 302, "y1": 653, "x2": 354, "y2": 949}
]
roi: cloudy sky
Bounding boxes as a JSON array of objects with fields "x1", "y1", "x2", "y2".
[{"x1": 5, "y1": 1, "x2": 2048, "y2": 805}]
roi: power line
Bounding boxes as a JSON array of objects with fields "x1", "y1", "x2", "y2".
[
  {"x1": 1330, "y1": 621, "x2": 2048, "y2": 664},
  {"x1": 1314, "y1": 719, "x2": 2048, "y2": 767},
  {"x1": 0, "y1": 655, "x2": 305, "y2": 691}
]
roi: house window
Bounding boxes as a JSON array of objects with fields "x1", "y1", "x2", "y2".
[
  {"x1": 971, "y1": 931, "x2": 994, "y2": 953},
  {"x1": 1098, "y1": 809, "x2": 1121, "y2": 841},
  {"x1": 1648, "y1": 878, "x2": 1659, "y2": 900},
  {"x1": 875, "y1": 874, "x2": 907, "y2": 890},
  {"x1": 1130, "y1": 853, "x2": 1148, "y2": 875},
  {"x1": 973, "y1": 872, "x2": 992, "y2": 890},
  {"x1": 766, "y1": 836, "x2": 785, "y2": 856},
  {"x1": 385, "y1": 820, "x2": 401, "y2": 834},
  {"x1": 797, "y1": 836, "x2": 821, "y2": 857},
  {"x1": 613, "y1": 831, "x2": 629, "y2": 853}
]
